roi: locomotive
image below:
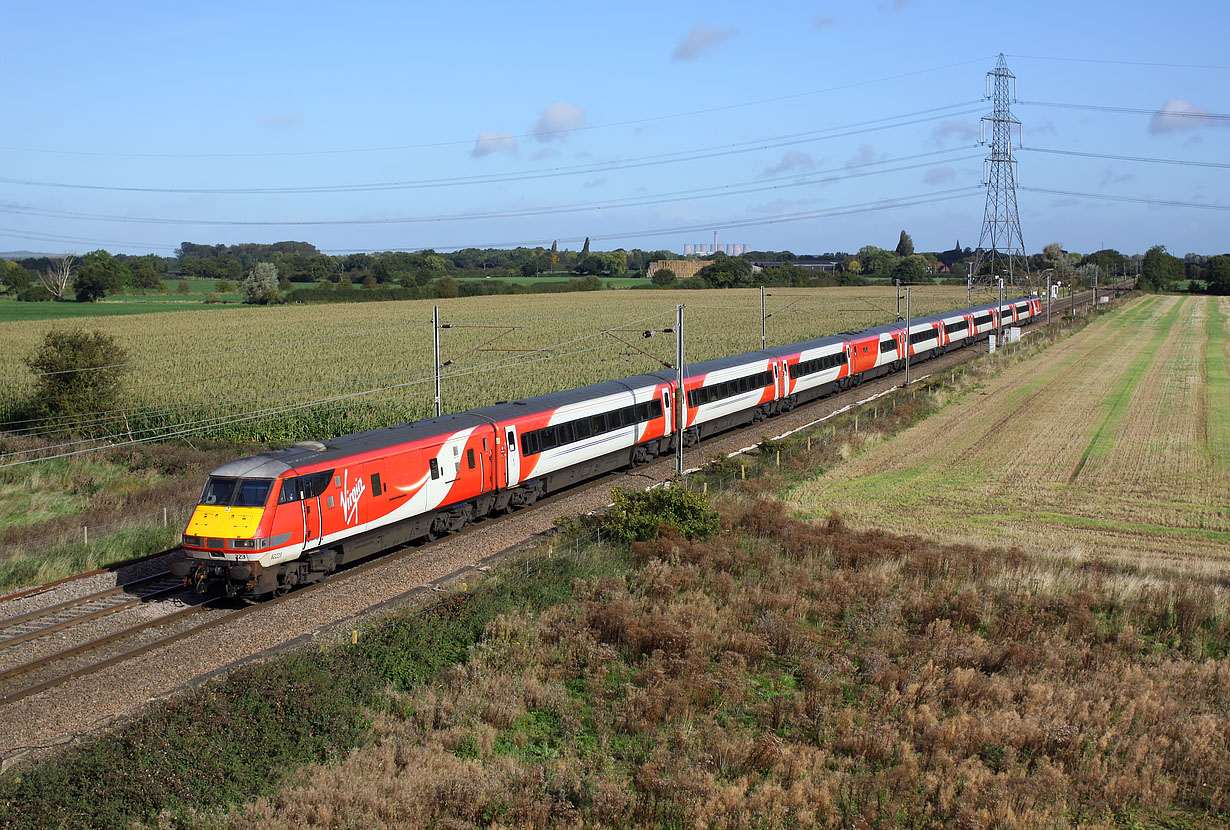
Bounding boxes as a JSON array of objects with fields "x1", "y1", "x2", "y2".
[{"x1": 171, "y1": 294, "x2": 1041, "y2": 597}]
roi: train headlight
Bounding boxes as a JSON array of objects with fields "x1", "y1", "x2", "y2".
[
  {"x1": 228, "y1": 538, "x2": 272, "y2": 550},
  {"x1": 183, "y1": 535, "x2": 203, "y2": 547}
]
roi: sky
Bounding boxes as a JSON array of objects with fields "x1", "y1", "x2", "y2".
[{"x1": 2, "y1": 0, "x2": 1227, "y2": 259}]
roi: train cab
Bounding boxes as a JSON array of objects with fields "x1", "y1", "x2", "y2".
[{"x1": 172, "y1": 456, "x2": 310, "y2": 596}]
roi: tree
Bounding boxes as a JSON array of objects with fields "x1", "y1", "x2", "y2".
[
  {"x1": 240, "y1": 262, "x2": 283, "y2": 304},
  {"x1": 1041, "y1": 242, "x2": 1068, "y2": 279},
  {"x1": 891, "y1": 255, "x2": 926, "y2": 283},
  {"x1": 37, "y1": 254, "x2": 77, "y2": 300},
  {"x1": 695, "y1": 255, "x2": 754, "y2": 288},
  {"x1": 24, "y1": 328, "x2": 129, "y2": 420},
  {"x1": 1141, "y1": 245, "x2": 1183, "y2": 292},
  {"x1": 74, "y1": 250, "x2": 129, "y2": 302},
  {"x1": 651, "y1": 267, "x2": 677, "y2": 286},
  {"x1": 581, "y1": 237, "x2": 590, "y2": 254},
  {"x1": 895, "y1": 230, "x2": 914, "y2": 257},
  {"x1": 1, "y1": 260, "x2": 31, "y2": 294},
  {"x1": 1205, "y1": 255, "x2": 1230, "y2": 296}
]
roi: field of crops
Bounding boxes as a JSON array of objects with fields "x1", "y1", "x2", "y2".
[
  {"x1": 0, "y1": 285, "x2": 976, "y2": 446},
  {"x1": 791, "y1": 295, "x2": 1230, "y2": 576}
]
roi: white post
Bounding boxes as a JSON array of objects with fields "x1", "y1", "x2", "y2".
[
  {"x1": 676, "y1": 304, "x2": 685, "y2": 478},
  {"x1": 903, "y1": 287, "x2": 912, "y2": 387},
  {"x1": 760, "y1": 285, "x2": 766, "y2": 350},
  {"x1": 433, "y1": 306, "x2": 442, "y2": 418}
]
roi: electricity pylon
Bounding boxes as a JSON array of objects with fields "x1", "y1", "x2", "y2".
[{"x1": 971, "y1": 53, "x2": 1028, "y2": 287}]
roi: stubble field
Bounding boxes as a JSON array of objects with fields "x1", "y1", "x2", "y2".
[{"x1": 791, "y1": 295, "x2": 1230, "y2": 579}]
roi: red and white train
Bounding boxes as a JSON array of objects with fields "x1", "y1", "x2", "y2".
[{"x1": 173, "y1": 294, "x2": 1041, "y2": 597}]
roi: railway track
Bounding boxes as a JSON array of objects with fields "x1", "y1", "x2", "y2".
[{"x1": 0, "y1": 285, "x2": 1129, "y2": 708}]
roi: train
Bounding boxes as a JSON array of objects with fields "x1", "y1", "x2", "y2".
[{"x1": 170, "y1": 293, "x2": 1042, "y2": 597}]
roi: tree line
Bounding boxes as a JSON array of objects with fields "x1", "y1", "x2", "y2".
[{"x1": 2, "y1": 233, "x2": 1226, "y2": 303}]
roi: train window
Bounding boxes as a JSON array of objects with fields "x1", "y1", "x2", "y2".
[
  {"x1": 589, "y1": 413, "x2": 607, "y2": 434},
  {"x1": 371, "y1": 473, "x2": 382, "y2": 496},
  {"x1": 234, "y1": 479, "x2": 273, "y2": 508},
  {"x1": 300, "y1": 471, "x2": 334, "y2": 499},
  {"x1": 467, "y1": 449, "x2": 476, "y2": 469},
  {"x1": 278, "y1": 478, "x2": 299, "y2": 504},
  {"x1": 573, "y1": 418, "x2": 591, "y2": 439},
  {"x1": 557, "y1": 422, "x2": 575, "y2": 444},
  {"x1": 881, "y1": 339, "x2": 897, "y2": 353},
  {"x1": 522, "y1": 432, "x2": 538, "y2": 455},
  {"x1": 539, "y1": 427, "x2": 559, "y2": 450},
  {"x1": 200, "y1": 477, "x2": 237, "y2": 506},
  {"x1": 650, "y1": 398, "x2": 664, "y2": 419},
  {"x1": 507, "y1": 430, "x2": 516, "y2": 452},
  {"x1": 483, "y1": 438, "x2": 489, "y2": 451},
  {"x1": 635, "y1": 402, "x2": 650, "y2": 422},
  {"x1": 430, "y1": 458, "x2": 440, "y2": 480}
]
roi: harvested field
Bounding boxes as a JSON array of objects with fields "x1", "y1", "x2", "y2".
[{"x1": 791, "y1": 295, "x2": 1230, "y2": 579}]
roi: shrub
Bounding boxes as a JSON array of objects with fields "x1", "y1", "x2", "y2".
[
  {"x1": 651, "y1": 268, "x2": 676, "y2": 287},
  {"x1": 16, "y1": 285, "x2": 52, "y2": 302},
  {"x1": 175, "y1": 280, "x2": 192, "y2": 294},
  {"x1": 24, "y1": 328, "x2": 129, "y2": 420},
  {"x1": 602, "y1": 486, "x2": 720, "y2": 544}
]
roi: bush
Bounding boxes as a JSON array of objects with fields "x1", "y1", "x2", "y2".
[
  {"x1": 651, "y1": 268, "x2": 676, "y2": 287},
  {"x1": 175, "y1": 281, "x2": 192, "y2": 294},
  {"x1": 16, "y1": 286, "x2": 52, "y2": 302},
  {"x1": 602, "y1": 486, "x2": 720, "y2": 544},
  {"x1": 24, "y1": 328, "x2": 129, "y2": 420}
]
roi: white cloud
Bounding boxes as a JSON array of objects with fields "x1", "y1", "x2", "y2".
[
  {"x1": 763, "y1": 152, "x2": 815, "y2": 176},
  {"x1": 471, "y1": 131, "x2": 517, "y2": 158},
  {"x1": 845, "y1": 144, "x2": 885, "y2": 168},
  {"x1": 258, "y1": 113, "x2": 303, "y2": 129},
  {"x1": 673, "y1": 22, "x2": 737, "y2": 61},
  {"x1": 930, "y1": 119, "x2": 977, "y2": 145},
  {"x1": 1149, "y1": 99, "x2": 1223, "y2": 134},
  {"x1": 533, "y1": 101, "x2": 585, "y2": 143},
  {"x1": 924, "y1": 166, "x2": 957, "y2": 185}
]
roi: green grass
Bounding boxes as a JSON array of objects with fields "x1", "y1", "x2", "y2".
[
  {"x1": 1206, "y1": 297, "x2": 1229, "y2": 468},
  {"x1": 1076, "y1": 298, "x2": 1182, "y2": 467},
  {"x1": 0, "y1": 458, "x2": 160, "y2": 531},
  {"x1": 0, "y1": 298, "x2": 242, "y2": 322}
]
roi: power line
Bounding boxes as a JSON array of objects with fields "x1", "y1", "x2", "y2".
[
  {"x1": 1019, "y1": 100, "x2": 1230, "y2": 122},
  {"x1": 326, "y1": 187, "x2": 984, "y2": 254},
  {"x1": 0, "y1": 58, "x2": 995, "y2": 160},
  {"x1": 1021, "y1": 186, "x2": 1230, "y2": 211},
  {"x1": 1007, "y1": 53, "x2": 1230, "y2": 71},
  {"x1": 1022, "y1": 146, "x2": 1230, "y2": 170},
  {"x1": 0, "y1": 103, "x2": 983, "y2": 196},
  {"x1": 3, "y1": 147, "x2": 983, "y2": 228}
]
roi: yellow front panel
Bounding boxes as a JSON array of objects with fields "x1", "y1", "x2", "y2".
[{"x1": 186, "y1": 505, "x2": 265, "y2": 538}]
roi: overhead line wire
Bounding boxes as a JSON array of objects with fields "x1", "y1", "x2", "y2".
[
  {"x1": 4, "y1": 145, "x2": 984, "y2": 228},
  {"x1": 1022, "y1": 146, "x2": 1230, "y2": 169}
]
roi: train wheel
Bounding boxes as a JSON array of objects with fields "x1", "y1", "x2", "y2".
[{"x1": 425, "y1": 514, "x2": 448, "y2": 542}]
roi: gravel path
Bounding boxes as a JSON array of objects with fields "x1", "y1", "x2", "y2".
[{"x1": 0, "y1": 299, "x2": 1106, "y2": 770}]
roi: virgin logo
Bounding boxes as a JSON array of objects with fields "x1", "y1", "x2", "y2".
[{"x1": 340, "y1": 469, "x2": 366, "y2": 525}]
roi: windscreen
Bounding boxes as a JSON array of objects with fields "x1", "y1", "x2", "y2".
[{"x1": 200, "y1": 477, "x2": 273, "y2": 507}]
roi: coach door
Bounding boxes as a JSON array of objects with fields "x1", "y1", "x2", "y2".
[
  {"x1": 505, "y1": 426, "x2": 520, "y2": 486},
  {"x1": 662, "y1": 388, "x2": 673, "y2": 434}
]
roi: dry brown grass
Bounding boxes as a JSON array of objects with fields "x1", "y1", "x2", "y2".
[{"x1": 213, "y1": 498, "x2": 1230, "y2": 829}]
